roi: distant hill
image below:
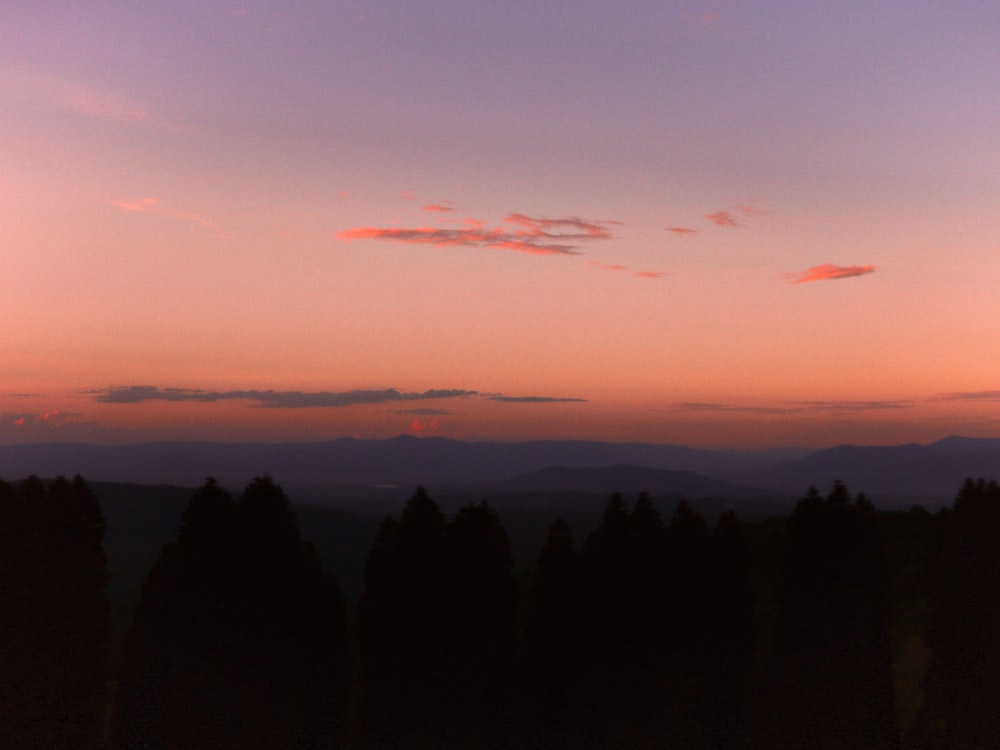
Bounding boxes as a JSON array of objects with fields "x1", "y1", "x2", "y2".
[
  {"x1": 5, "y1": 434, "x2": 1000, "y2": 510},
  {"x1": 0, "y1": 437, "x2": 770, "y2": 491},
  {"x1": 743, "y1": 436, "x2": 1000, "y2": 506},
  {"x1": 480, "y1": 463, "x2": 777, "y2": 499}
]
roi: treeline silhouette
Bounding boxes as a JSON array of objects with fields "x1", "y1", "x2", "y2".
[{"x1": 2, "y1": 474, "x2": 1000, "y2": 748}]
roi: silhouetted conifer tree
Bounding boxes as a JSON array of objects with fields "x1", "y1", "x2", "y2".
[
  {"x1": 0, "y1": 475, "x2": 110, "y2": 750},
  {"x1": 576, "y1": 492, "x2": 678, "y2": 748},
  {"x1": 661, "y1": 498, "x2": 713, "y2": 750},
  {"x1": 578, "y1": 493, "x2": 636, "y2": 748},
  {"x1": 357, "y1": 487, "x2": 450, "y2": 750},
  {"x1": 442, "y1": 502, "x2": 518, "y2": 749},
  {"x1": 704, "y1": 510, "x2": 754, "y2": 750},
  {"x1": 358, "y1": 489, "x2": 518, "y2": 750},
  {"x1": 115, "y1": 476, "x2": 350, "y2": 750},
  {"x1": 521, "y1": 518, "x2": 585, "y2": 750},
  {"x1": 115, "y1": 478, "x2": 241, "y2": 748},
  {"x1": 907, "y1": 478, "x2": 1000, "y2": 749},
  {"x1": 757, "y1": 482, "x2": 898, "y2": 750}
]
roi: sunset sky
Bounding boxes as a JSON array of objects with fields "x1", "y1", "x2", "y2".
[{"x1": 3, "y1": 1, "x2": 1000, "y2": 448}]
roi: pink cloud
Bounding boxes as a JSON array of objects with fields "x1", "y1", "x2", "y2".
[
  {"x1": 503, "y1": 214, "x2": 620, "y2": 241},
  {"x1": 588, "y1": 262, "x2": 628, "y2": 272},
  {"x1": 337, "y1": 226, "x2": 577, "y2": 255},
  {"x1": 789, "y1": 264, "x2": 877, "y2": 284},
  {"x1": 409, "y1": 417, "x2": 442, "y2": 436},
  {"x1": 706, "y1": 210, "x2": 741, "y2": 228},
  {"x1": 2, "y1": 409, "x2": 81, "y2": 428},
  {"x1": 338, "y1": 213, "x2": 619, "y2": 256},
  {"x1": 737, "y1": 204, "x2": 768, "y2": 217},
  {"x1": 666, "y1": 226, "x2": 698, "y2": 236},
  {"x1": 110, "y1": 197, "x2": 227, "y2": 239},
  {"x1": 5, "y1": 72, "x2": 188, "y2": 132},
  {"x1": 634, "y1": 270, "x2": 668, "y2": 279},
  {"x1": 111, "y1": 198, "x2": 159, "y2": 212},
  {"x1": 423, "y1": 202, "x2": 455, "y2": 212}
]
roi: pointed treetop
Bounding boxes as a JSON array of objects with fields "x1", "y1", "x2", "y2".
[
  {"x1": 599, "y1": 492, "x2": 630, "y2": 529},
  {"x1": 401, "y1": 486, "x2": 446, "y2": 531}
]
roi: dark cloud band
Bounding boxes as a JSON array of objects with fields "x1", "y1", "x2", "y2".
[{"x1": 88, "y1": 386, "x2": 587, "y2": 408}]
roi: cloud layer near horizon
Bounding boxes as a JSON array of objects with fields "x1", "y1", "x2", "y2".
[
  {"x1": 673, "y1": 399, "x2": 914, "y2": 415},
  {"x1": 1, "y1": 410, "x2": 81, "y2": 428},
  {"x1": 931, "y1": 390, "x2": 1000, "y2": 402},
  {"x1": 88, "y1": 386, "x2": 586, "y2": 408}
]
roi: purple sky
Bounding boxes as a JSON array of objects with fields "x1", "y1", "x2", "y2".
[{"x1": 4, "y1": 2, "x2": 1000, "y2": 447}]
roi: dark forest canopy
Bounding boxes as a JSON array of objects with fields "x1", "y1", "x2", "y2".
[{"x1": 2, "y1": 472, "x2": 1000, "y2": 748}]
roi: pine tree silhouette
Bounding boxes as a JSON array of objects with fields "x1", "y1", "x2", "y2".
[
  {"x1": 704, "y1": 510, "x2": 754, "y2": 750},
  {"x1": 578, "y1": 493, "x2": 637, "y2": 748},
  {"x1": 358, "y1": 489, "x2": 518, "y2": 750},
  {"x1": 907, "y1": 478, "x2": 1000, "y2": 749},
  {"x1": 661, "y1": 498, "x2": 713, "y2": 750},
  {"x1": 442, "y1": 502, "x2": 518, "y2": 749},
  {"x1": 114, "y1": 476, "x2": 350, "y2": 749},
  {"x1": 575, "y1": 492, "x2": 680, "y2": 748},
  {"x1": 521, "y1": 518, "x2": 585, "y2": 750},
  {"x1": 0, "y1": 475, "x2": 110, "y2": 750},
  {"x1": 357, "y1": 487, "x2": 450, "y2": 750},
  {"x1": 757, "y1": 482, "x2": 898, "y2": 750}
]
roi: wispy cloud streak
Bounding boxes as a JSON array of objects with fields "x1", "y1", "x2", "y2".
[
  {"x1": 89, "y1": 386, "x2": 587, "y2": 407},
  {"x1": 4, "y1": 72, "x2": 186, "y2": 131},
  {"x1": 706, "y1": 210, "x2": 741, "y2": 228},
  {"x1": 90, "y1": 386, "x2": 477, "y2": 408},
  {"x1": 588, "y1": 262, "x2": 628, "y2": 272},
  {"x1": 110, "y1": 197, "x2": 227, "y2": 238},
  {"x1": 673, "y1": 399, "x2": 913, "y2": 415},
  {"x1": 794, "y1": 400, "x2": 913, "y2": 414},
  {"x1": 703, "y1": 204, "x2": 766, "y2": 229},
  {"x1": 672, "y1": 402, "x2": 804, "y2": 415},
  {"x1": 390, "y1": 408, "x2": 452, "y2": 415},
  {"x1": 1, "y1": 410, "x2": 82, "y2": 427},
  {"x1": 488, "y1": 395, "x2": 587, "y2": 403},
  {"x1": 931, "y1": 390, "x2": 1000, "y2": 402},
  {"x1": 789, "y1": 264, "x2": 877, "y2": 284},
  {"x1": 587, "y1": 262, "x2": 667, "y2": 280},
  {"x1": 338, "y1": 212, "x2": 619, "y2": 256}
]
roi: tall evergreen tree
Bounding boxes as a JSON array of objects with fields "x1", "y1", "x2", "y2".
[
  {"x1": 357, "y1": 490, "x2": 518, "y2": 750},
  {"x1": 661, "y1": 499, "x2": 712, "y2": 750},
  {"x1": 114, "y1": 476, "x2": 351, "y2": 750},
  {"x1": 115, "y1": 478, "x2": 242, "y2": 749},
  {"x1": 704, "y1": 510, "x2": 754, "y2": 750},
  {"x1": 357, "y1": 487, "x2": 451, "y2": 750},
  {"x1": 576, "y1": 492, "x2": 677, "y2": 749},
  {"x1": 521, "y1": 518, "x2": 585, "y2": 750},
  {"x1": 0, "y1": 475, "x2": 110, "y2": 750},
  {"x1": 907, "y1": 478, "x2": 1000, "y2": 749},
  {"x1": 756, "y1": 482, "x2": 898, "y2": 750},
  {"x1": 578, "y1": 493, "x2": 637, "y2": 748},
  {"x1": 442, "y1": 502, "x2": 518, "y2": 749}
]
